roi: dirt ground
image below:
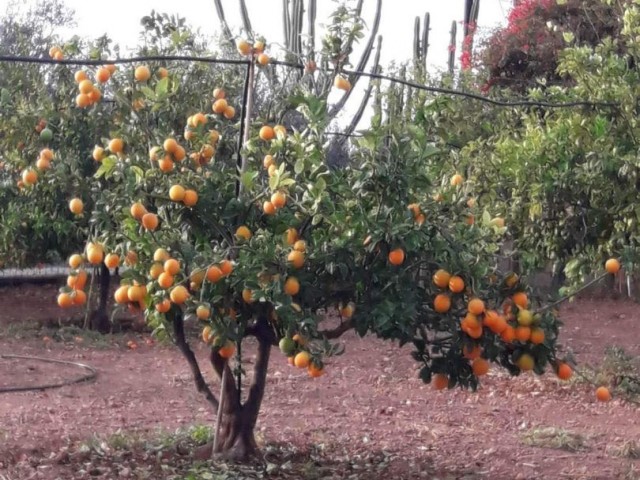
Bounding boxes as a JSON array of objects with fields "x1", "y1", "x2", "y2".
[{"x1": 0, "y1": 284, "x2": 639, "y2": 479}]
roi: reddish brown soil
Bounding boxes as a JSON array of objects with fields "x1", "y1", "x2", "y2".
[{"x1": 0, "y1": 286, "x2": 639, "y2": 479}]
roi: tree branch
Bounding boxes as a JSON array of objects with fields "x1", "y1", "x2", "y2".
[
  {"x1": 319, "y1": 318, "x2": 354, "y2": 339},
  {"x1": 243, "y1": 316, "x2": 275, "y2": 428},
  {"x1": 172, "y1": 309, "x2": 219, "y2": 411}
]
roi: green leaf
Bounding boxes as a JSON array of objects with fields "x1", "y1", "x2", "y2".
[{"x1": 241, "y1": 170, "x2": 257, "y2": 190}]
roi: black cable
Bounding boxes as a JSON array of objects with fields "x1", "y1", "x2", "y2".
[{"x1": 0, "y1": 53, "x2": 618, "y2": 110}]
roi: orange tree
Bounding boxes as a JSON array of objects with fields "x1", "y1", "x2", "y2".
[{"x1": 39, "y1": 37, "x2": 575, "y2": 458}]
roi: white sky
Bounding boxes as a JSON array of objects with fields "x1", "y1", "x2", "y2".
[
  {"x1": 1, "y1": 0, "x2": 512, "y2": 127},
  {"x1": 1, "y1": 0, "x2": 511, "y2": 70}
]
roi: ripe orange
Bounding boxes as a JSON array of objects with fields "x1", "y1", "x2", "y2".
[
  {"x1": 157, "y1": 67, "x2": 169, "y2": 79},
  {"x1": 190, "y1": 112, "x2": 206, "y2": 127},
  {"x1": 134, "y1": 65, "x2": 151, "y2": 82},
  {"x1": 202, "y1": 326, "x2": 214, "y2": 343},
  {"x1": 556, "y1": 362, "x2": 572, "y2": 380},
  {"x1": 158, "y1": 272, "x2": 174, "y2": 289},
  {"x1": 236, "y1": 39, "x2": 251, "y2": 55},
  {"x1": 449, "y1": 276, "x2": 465, "y2": 293},
  {"x1": 253, "y1": 40, "x2": 265, "y2": 53},
  {"x1": 271, "y1": 191, "x2": 287, "y2": 208},
  {"x1": 268, "y1": 164, "x2": 277, "y2": 177},
  {"x1": 87, "y1": 246, "x2": 104, "y2": 265},
  {"x1": 515, "y1": 325, "x2": 531, "y2": 342},
  {"x1": 92, "y1": 146, "x2": 105, "y2": 162},
  {"x1": 127, "y1": 285, "x2": 145, "y2": 302},
  {"x1": 500, "y1": 325, "x2": 516, "y2": 343},
  {"x1": 235, "y1": 225, "x2": 252, "y2": 241},
  {"x1": 273, "y1": 125, "x2": 287, "y2": 139},
  {"x1": 105, "y1": 64, "x2": 117, "y2": 74},
  {"x1": 288, "y1": 250, "x2": 305, "y2": 269},
  {"x1": 57, "y1": 292, "x2": 73, "y2": 308},
  {"x1": 491, "y1": 314, "x2": 508, "y2": 334},
  {"x1": 294, "y1": 351, "x2": 311, "y2": 368},
  {"x1": 461, "y1": 313, "x2": 480, "y2": 331},
  {"x1": 108, "y1": 138, "x2": 124, "y2": 153},
  {"x1": 223, "y1": 106, "x2": 236, "y2": 119},
  {"x1": 220, "y1": 260, "x2": 234, "y2": 276},
  {"x1": 183, "y1": 190, "x2": 198, "y2": 207},
  {"x1": 463, "y1": 344, "x2": 482, "y2": 360},
  {"x1": 78, "y1": 79, "x2": 94, "y2": 94},
  {"x1": 170, "y1": 285, "x2": 189, "y2": 304},
  {"x1": 88, "y1": 87, "x2": 101, "y2": 103},
  {"x1": 163, "y1": 138, "x2": 178, "y2": 154},
  {"x1": 516, "y1": 353, "x2": 535, "y2": 371},
  {"x1": 242, "y1": 288, "x2": 254, "y2": 303},
  {"x1": 152, "y1": 249, "x2": 169, "y2": 263},
  {"x1": 104, "y1": 253, "x2": 120, "y2": 269},
  {"x1": 333, "y1": 75, "x2": 351, "y2": 91},
  {"x1": 71, "y1": 270, "x2": 88, "y2": 290},
  {"x1": 433, "y1": 269, "x2": 451, "y2": 289},
  {"x1": 164, "y1": 258, "x2": 180, "y2": 275},
  {"x1": 155, "y1": 299, "x2": 171, "y2": 313},
  {"x1": 305, "y1": 60, "x2": 317, "y2": 73},
  {"x1": 340, "y1": 303, "x2": 355, "y2": 318},
  {"x1": 114, "y1": 286, "x2": 129, "y2": 304},
  {"x1": 293, "y1": 240, "x2": 306, "y2": 253},
  {"x1": 22, "y1": 169, "x2": 37, "y2": 185},
  {"x1": 141, "y1": 213, "x2": 159, "y2": 231},
  {"x1": 468, "y1": 298, "x2": 485, "y2": 316},
  {"x1": 513, "y1": 292, "x2": 528, "y2": 310},
  {"x1": 605, "y1": 258, "x2": 621, "y2": 275},
  {"x1": 259, "y1": 125, "x2": 275, "y2": 141},
  {"x1": 433, "y1": 293, "x2": 451, "y2": 313},
  {"x1": 472, "y1": 358, "x2": 489, "y2": 376},
  {"x1": 96, "y1": 67, "x2": 111, "y2": 83},
  {"x1": 257, "y1": 53, "x2": 270, "y2": 66},
  {"x1": 196, "y1": 305, "x2": 211, "y2": 320},
  {"x1": 74, "y1": 70, "x2": 88, "y2": 83},
  {"x1": 308, "y1": 363, "x2": 324, "y2": 378},
  {"x1": 174, "y1": 146, "x2": 186, "y2": 162},
  {"x1": 530, "y1": 327, "x2": 545, "y2": 345},
  {"x1": 158, "y1": 156, "x2": 174, "y2": 172},
  {"x1": 213, "y1": 87, "x2": 225, "y2": 100},
  {"x1": 284, "y1": 277, "x2": 300, "y2": 295},
  {"x1": 415, "y1": 213, "x2": 426, "y2": 226},
  {"x1": 595, "y1": 386, "x2": 611, "y2": 402},
  {"x1": 200, "y1": 144, "x2": 215, "y2": 160},
  {"x1": 149, "y1": 262, "x2": 164, "y2": 279},
  {"x1": 68, "y1": 254, "x2": 83, "y2": 269},
  {"x1": 263, "y1": 201, "x2": 276, "y2": 215},
  {"x1": 206, "y1": 266, "x2": 223, "y2": 283},
  {"x1": 69, "y1": 198, "x2": 83, "y2": 215},
  {"x1": 76, "y1": 93, "x2": 90, "y2": 108},
  {"x1": 432, "y1": 373, "x2": 448, "y2": 390},
  {"x1": 218, "y1": 340, "x2": 236, "y2": 359},
  {"x1": 388, "y1": 248, "x2": 405, "y2": 266},
  {"x1": 169, "y1": 185, "x2": 186, "y2": 202},
  {"x1": 212, "y1": 98, "x2": 228, "y2": 114},
  {"x1": 280, "y1": 229, "x2": 297, "y2": 248},
  {"x1": 450, "y1": 174, "x2": 464, "y2": 186}
]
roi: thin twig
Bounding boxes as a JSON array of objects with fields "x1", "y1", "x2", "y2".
[
  {"x1": 536, "y1": 272, "x2": 610, "y2": 314},
  {"x1": 212, "y1": 365, "x2": 228, "y2": 457}
]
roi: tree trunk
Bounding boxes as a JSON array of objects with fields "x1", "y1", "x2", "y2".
[{"x1": 90, "y1": 263, "x2": 111, "y2": 333}]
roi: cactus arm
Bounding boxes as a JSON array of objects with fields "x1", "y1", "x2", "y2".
[
  {"x1": 213, "y1": 0, "x2": 235, "y2": 47},
  {"x1": 283, "y1": 0, "x2": 291, "y2": 50},
  {"x1": 239, "y1": 0, "x2": 253, "y2": 35},
  {"x1": 413, "y1": 17, "x2": 421, "y2": 64},
  {"x1": 342, "y1": 34, "x2": 383, "y2": 139},
  {"x1": 328, "y1": 0, "x2": 382, "y2": 119},
  {"x1": 422, "y1": 13, "x2": 430, "y2": 72},
  {"x1": 308, "y1": 0, "x2": 316, "y2": 59},
  {"x1": 448, "y1": 20, "x2": 457, "y2": 75}
]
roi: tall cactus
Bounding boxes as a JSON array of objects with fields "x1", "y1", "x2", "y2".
[
  {"x1": 413, "y1": 12, "x2": 431, "y2": 77},
  {"x1": 448, "y1": 20, "x2": 457, "y2": 75}
]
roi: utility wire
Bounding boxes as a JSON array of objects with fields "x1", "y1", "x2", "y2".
[{"x1": 0, "y1": 54, "x2": 618, "y2": 110}]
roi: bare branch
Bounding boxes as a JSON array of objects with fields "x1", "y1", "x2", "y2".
[
  {"x1": 213, "y1": 0, "x2": 235, "y2": 47},
  {"x1": 328, "y1": 0, "x2": 382, "y2": 119},
  {"x1": 319, "y1": 318, "x2": 354, "y2": 339},
  {"x1": 243, "y1": 316, "x2": 275, "y2": 428},
  {"x1": 172, "y1": 310, "x2": 219, "y2": 411}
]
